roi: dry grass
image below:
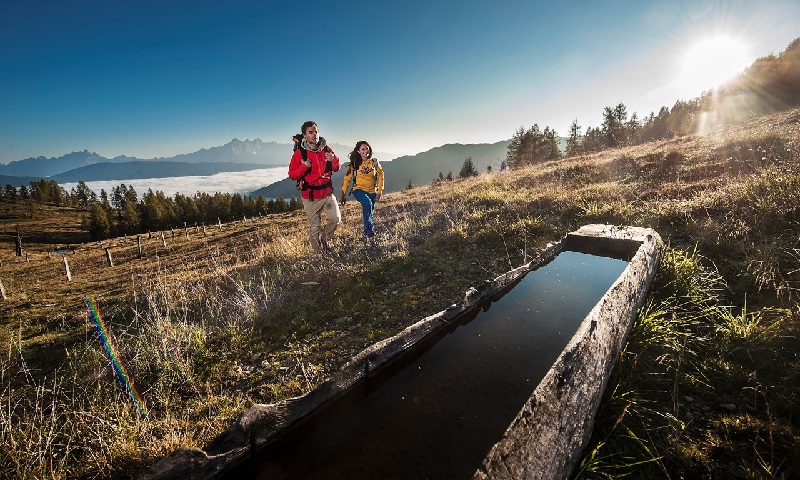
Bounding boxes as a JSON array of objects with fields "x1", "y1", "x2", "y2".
[{"x1": 1, "y1": 107, "x2": 800, "y2": 479}]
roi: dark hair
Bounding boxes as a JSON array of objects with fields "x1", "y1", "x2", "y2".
[
  {"x1": 349, "y1": 140, "x2": 372, "y2": 164},
  {"x1": 301, "y1": 120, "x2": 317, "y2": 135}
]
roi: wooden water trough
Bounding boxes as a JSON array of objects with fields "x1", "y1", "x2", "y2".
[{"x1": 141, "y1": 224, "x2": 661, "y2": 480}]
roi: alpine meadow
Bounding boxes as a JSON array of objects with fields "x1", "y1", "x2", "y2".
[{"x1": 2, "y1": 38, "x2": 800, "y2": 480}]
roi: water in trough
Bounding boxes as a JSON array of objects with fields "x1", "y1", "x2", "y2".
[{"x1": 223, "y1": 249, "x2": 629, "y2": 479}]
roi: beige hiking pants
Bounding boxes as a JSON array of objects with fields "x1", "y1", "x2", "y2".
[{"x1": 302, "y1": 193, "x2": 341, "y2": 253}]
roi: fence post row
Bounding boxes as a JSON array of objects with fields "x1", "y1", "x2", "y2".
[{"x1": 7, "y1": 211, "x2": 272, "y2": 294}]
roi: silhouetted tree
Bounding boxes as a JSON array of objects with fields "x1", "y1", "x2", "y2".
[
  {"x1": 458, "y1": 157, "x2": 479, "y2": 178},
  {"x1": 565, "y1": 119, "x2": 583, "y2": 157},
  {"x1": 583, "y1": 127, "x2": 604, "y2": 153},
  {"x1": 540, "y1": 126, "x2": 562, "y2": 162},
  {"x1": 505, "y1": 126, "x2": 526, "y2": 168},
  {"x1": 601, "y1": 103, "x2": 628, "y2": 148}
]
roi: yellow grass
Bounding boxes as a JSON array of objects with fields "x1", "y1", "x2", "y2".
[{"x1": 1, "y1": 106, "x2": 799, "y2": 479}]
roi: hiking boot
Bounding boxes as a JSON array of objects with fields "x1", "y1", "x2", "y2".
[
  {"x1": 365, "y1": 230, "x2": 375, "y2": 238},
  {"x1": 320, "y1": 238, "x2": 333, "y2": 252}
]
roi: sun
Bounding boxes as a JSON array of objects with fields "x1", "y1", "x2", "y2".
[{"x1": 679, "y1": 36, "x2": 751, "y2": 95}]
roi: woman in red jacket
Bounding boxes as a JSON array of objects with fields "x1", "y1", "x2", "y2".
[{"x1": 288, "y1": 120, "x2": 341, "y2": 254}]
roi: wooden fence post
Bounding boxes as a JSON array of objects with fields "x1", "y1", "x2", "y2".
[
  {"x1": 0, "y1": 278, "x2": 6, "y2": 300},
  {"x1": 105, "y1": 247, "x2": 114, "y2": 267},
  {"x1": 15, "y1": 226, "x2": 22, "y2": 256},
  {"x1": 137, "y1": 235, "x2": 142, "y2": 258},
  {"x1": 218, "y1": 217, "x2": 222, "y2": 231},
  {"x1": 63, "y1": 256, "x2": 72, "y2": 281},
  {"x1": 161, "y1": 232, "x2": 167, "y2": 248},
  {"x1": 184, "y1": 222, "x2": 188, "y2": 239}
]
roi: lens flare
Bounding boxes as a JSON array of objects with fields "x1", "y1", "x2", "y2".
[{"x1": 86, "y1": 296, "x2": 148, "y2": 418}]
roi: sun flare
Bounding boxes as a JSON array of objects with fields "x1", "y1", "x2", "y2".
[{"x1": 679, "y1": 36, "x2": 751, "y2": 95}]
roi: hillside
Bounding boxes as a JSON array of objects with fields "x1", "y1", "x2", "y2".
[
  {"x1": 1, "y1": 174, "x2": 39, "y2": 187},
  {"x1": 250, "y1": 140, "x2": 510, "y2": 199},
  {"x1": 1, "y1": 107, "x2": 799, "y2": 479},
  {"x1": 0, "y1": 196, "x2": 89, "y2": 244}
]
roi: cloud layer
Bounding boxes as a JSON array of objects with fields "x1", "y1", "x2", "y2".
[{"x1": 61, "y1": 166, "x2": 288, "y2": 198}]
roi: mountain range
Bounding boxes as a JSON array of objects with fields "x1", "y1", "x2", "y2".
[
  {"x1": 0, "y1": 138, "x2": 514, "y2": 197},
  {"x1": 0, "y1": 138, "x2": 368, "y2": 179}
]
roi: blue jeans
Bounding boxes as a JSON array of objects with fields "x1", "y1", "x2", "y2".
[{"x1": 352, "y1": 189, "x2": 376, "y2": 235}]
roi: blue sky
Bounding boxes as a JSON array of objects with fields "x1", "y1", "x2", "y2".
[{"x1": 1, "y1": 0, "x2": 798, "y2": 164}]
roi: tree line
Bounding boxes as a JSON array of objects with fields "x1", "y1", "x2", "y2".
[
  {"x1": 429, "y1": 156, "x2": 481, "y2": 186},
  {"x1": 2, "y1": 179, "x2": 300, "y2": 240},
  {"x1": 506, "y1": 37, "x2": 800, "y2": 167}
]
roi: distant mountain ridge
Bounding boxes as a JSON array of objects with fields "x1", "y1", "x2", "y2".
[
  {"x1": 250, "y1": 140, "x2": 511, "y2": 199},
  {"x1": 0, "y1": 138, "x2": 361, "y2": 180}
]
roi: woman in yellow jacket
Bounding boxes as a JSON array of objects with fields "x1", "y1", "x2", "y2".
[{"x1": 340, "y1": 140, "x2": 384, "y2": 238}]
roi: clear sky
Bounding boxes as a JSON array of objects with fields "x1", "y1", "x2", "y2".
[{"x1": 1, "y1": 0, "x2": 798, "y2": 165}]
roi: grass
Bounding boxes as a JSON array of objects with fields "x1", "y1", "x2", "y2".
[{"x1": 1, "y1": 107, "x2": 800, "y2": 479}]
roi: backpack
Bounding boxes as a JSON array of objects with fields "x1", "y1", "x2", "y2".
[
  {"x1": 345, "y1": 153, "x2": 380, "y2": 196},
  {"x1": 292, "y1": 133, "x2": 333, "y2": 200}
]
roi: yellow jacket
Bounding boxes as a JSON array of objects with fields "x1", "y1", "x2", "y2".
[{"x1": 341, "y1": 157, "x2": 384, "y2": 195}]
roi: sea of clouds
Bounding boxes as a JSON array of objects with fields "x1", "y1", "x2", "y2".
[{"x1": 60, "y1": 166, "x2": 288, "y2": 198}]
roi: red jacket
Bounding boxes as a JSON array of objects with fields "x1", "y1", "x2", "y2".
[{"x1": 288, "y1": 140, "x2": 340, "y2": 200}]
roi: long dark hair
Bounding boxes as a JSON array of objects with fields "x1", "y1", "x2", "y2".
[{"x1": 348, "y1": 140, "x2": 373, "y2": 168}]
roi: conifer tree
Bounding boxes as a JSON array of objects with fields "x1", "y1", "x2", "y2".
[
  {"x1": 86, "y1": 203, "x2": 111, "y2": 240},
  {"x1": 566, "y1": 119, "x2": 583, "y2": 157},
  {"x1": 458, "y1": 157, "x2": 479, "y2": 178}
]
